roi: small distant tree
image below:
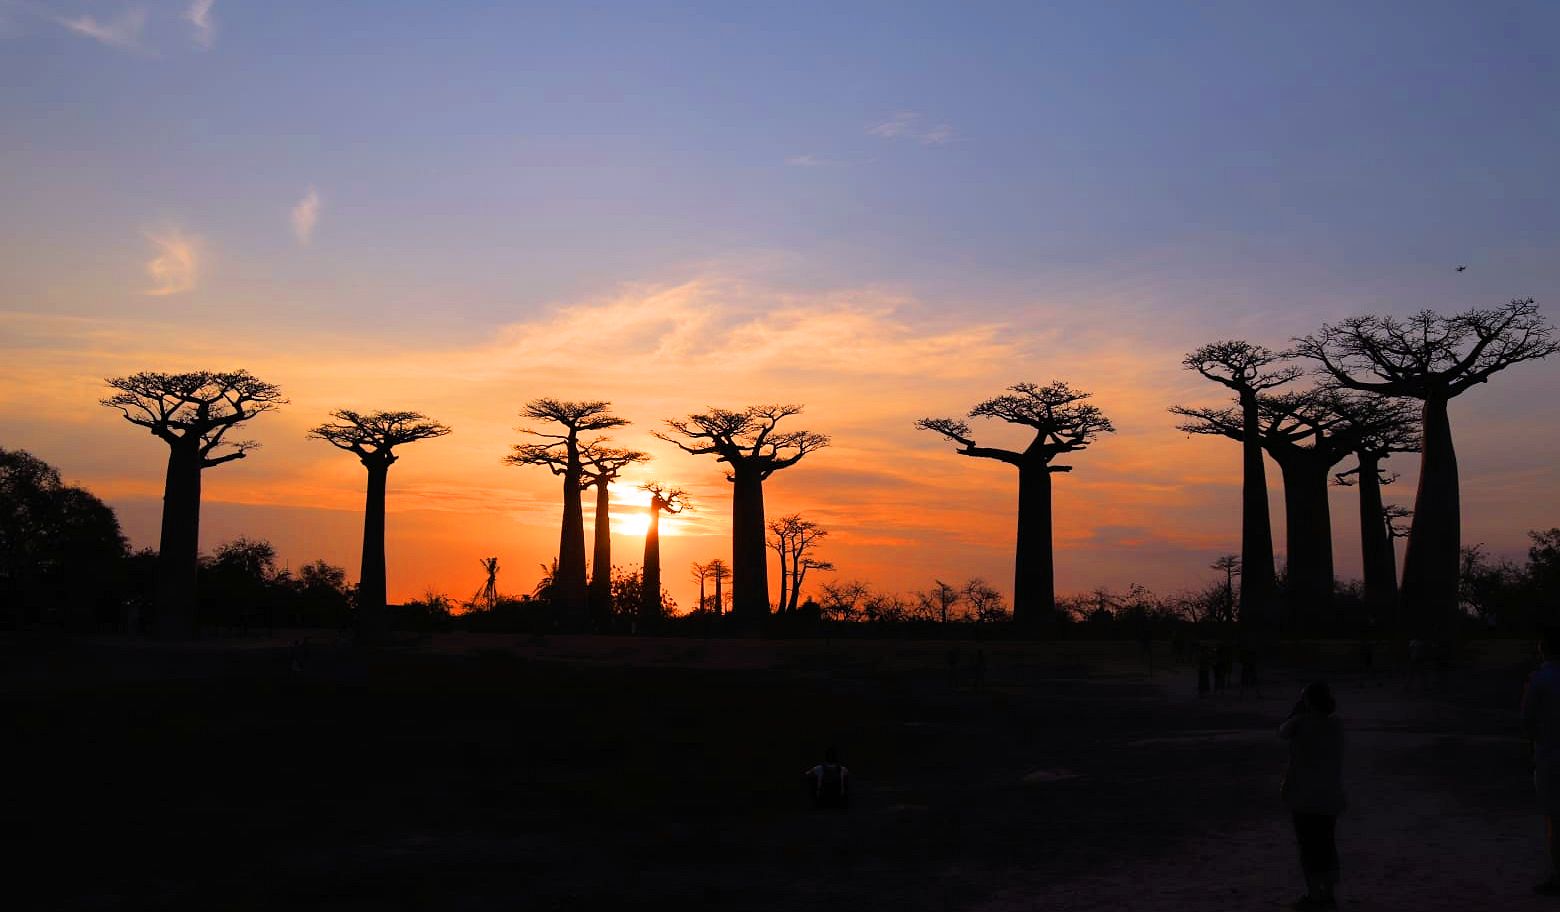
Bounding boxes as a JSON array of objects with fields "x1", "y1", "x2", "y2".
[
  {"x1": 963, "y1": 578, "x2": 1009, "y2": 624},
  {"x1": 310, "y1": 409, "x2": 451, "y2": 640},
  {"x1": 1293, "y1": 300, "x2": 1559, "y2": 632},
  {"x1": 916, "y1": 579, "x2": 963, "y2": 625},
  {"x1": 919, "y1": 381, "x2": 1114, "y2": 627},
  {"x1": 101, "y1": 370, "x2": 285, "y2": 636},
  {"x1": 1210, "y1": 554, "x2": 1240, "y2": 625},
  {"x1": 818, "y1": 579, "x2": 870, "y2": 622},
  {"x1": 1331, "y1": 397, "x2": 1420, "y2": 627},
  {"x1": 767, "y1": 514, "x2": 833, "y2": 613},
  {"x1": 705, "y1": 558, "x2": 732, "y2": 615},
  {"x1": 639, "y1": 483, "x2": 687, "y2": 628},
  {"x1": 689, "y1": 560, "x2": 711, "y2": 613},
  {"x1": 506, "y1": 399, "x2": 628, "y2": 629},
  {"x1": 657, "y1": 405, "x2": 830, "y2": 621}
]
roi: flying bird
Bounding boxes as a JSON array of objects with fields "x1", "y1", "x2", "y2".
[{"x1": 1456, "y1": 265, "x2": 1467, "y2": 272}]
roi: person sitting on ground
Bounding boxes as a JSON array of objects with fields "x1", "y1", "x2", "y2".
[
  {"x1": 803, "y1": 746, "x2": 849, "y2": 810},
  {"x1": 1522, "y1": 627, "x2": 1560, "y2": 895},
  {"x1": 1280, "y1": 682, "x2": 1346, "y2": 910}
]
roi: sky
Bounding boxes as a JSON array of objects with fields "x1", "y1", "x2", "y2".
[{"x1": 3, "y1": 1, "x2": 1560, "y2": 610}]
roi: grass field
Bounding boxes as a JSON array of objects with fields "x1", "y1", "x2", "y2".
[{"x1": 4, "y1": 634, "x2": 1551, "y2": 910}]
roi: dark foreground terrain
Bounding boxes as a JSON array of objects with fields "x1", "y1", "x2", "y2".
[{"x1": 3, "y1": 634, "x2": 1549, "y2": 910}]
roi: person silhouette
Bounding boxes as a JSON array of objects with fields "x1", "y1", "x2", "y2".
[
  {"x1": 804, "y1": 746, "x2": 849, "y2": 810},
  {"x1": 1522, "y1": 627, "x2": 1560, "y2": 894},
  {"x1": 1280, "y1": 682, "x2": 1345, "y2": 909}
]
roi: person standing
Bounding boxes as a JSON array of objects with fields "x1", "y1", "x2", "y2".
[
  {"x1": 1280, "y1": 682, "x2": 1345, "y2": 909},
  {"x1": 1522, "y1": 628, "x2": 1560, "y2": 894}
]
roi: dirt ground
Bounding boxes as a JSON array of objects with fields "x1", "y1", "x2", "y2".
[{"x1": 3, "y1": 633, "x2": 1551, "y2": 911}]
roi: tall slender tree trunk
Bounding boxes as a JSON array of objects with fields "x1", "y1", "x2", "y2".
[
  {"x1": 714, "y1": 573, "x2": 724, "y2": 617},
  {"x1": 589, "y1": 481, "x2": 612, "y2": 631},
  {"x1": 1238, "y1": 389, "x2": 1278, "y2": 631},
  {"x1": 358, "y1": 461, "x2": 389, "y2": 642},
  {"x1": 788, "y1": 565, "x2": 804, "y2": 613},
  {"x1": 698, "y1": 574, "x2": 707, "y2": 614},
  {"x1": 1354, "y1": 454, "x2": 1398, "y2": 628},
  {"x1": 1401, "y1": 395, "x2": 1459, "y2": 635},
  {"x1": 1277, "y1": 457, "x2": 1334, "y2": 628},
  {"x1": 1014, "y1": 463, "x2": 1055, "y2": 628},
  {"x1": 641, "y1": 504, "x2": 661, "y2": 628},
  {"x1": 557, "y1": 450, "x2": 588, "y2": 629},
  {"x1": 730, "y1": 468, "x2": 769, "y2": 622},
  {"x1": 155, "y1": 441, "x2": 203, "y2": 638},
  {"x1": 774, "y1": 540, "x2": 789, "y2": 615}
]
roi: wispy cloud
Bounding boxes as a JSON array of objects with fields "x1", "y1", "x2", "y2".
[
  {"x1": 185, "y1": 0, "x2": 215, "y2": 48},
  {"x1": 142, "y1": 228, "x2": 198, "y2": 295},
  {"x1": 291, "y1": 187, "x2": 321, "y2": 245},
  {"x1": 867, "y1": 111, "x2": 956, "y2": 145},
  {"x1": 786, "y1": 154, "x2": 835, "y2": 167},
  {"x1": 58, "y1": 6, "x2": 147, "y2": 52}
]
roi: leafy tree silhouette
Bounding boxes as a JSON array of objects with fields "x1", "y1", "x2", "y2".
[
  {"x1": 506, "y1": 399, "x2": 628, "y2": 630},
  {"x1": 919, "y1": 381, "x2": 1115, "y2": 627},
  {"x1": 309, "y1": 409, "x2": 450, "y2": 640},
  {"x1": 581, "y1": 445, "x2": 647, "y2": 631},
  {"x1": 767, "y1": 514, "x2": 834, "y2": 613},
  {"x1": 1181, "y1": 342, "x2": 1299, "y2": 631},
  {"x1": 101, "y1": 370, "x2": 284, "y2": 636},
  {"x1": 639, "y1": 482, "x2": 687, "y2": 627},
  {"x1": 657, "y1": 405, "x2": 829, "y2": 621},
  {"x1": 1293, "y1": 300, "x2": 1559, "y2": 632}
]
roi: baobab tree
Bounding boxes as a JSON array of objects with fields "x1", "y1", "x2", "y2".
[
  {"x1": 505, "y1": 400, "x2": 628, "y2": 629},
  {"x1": 918, "y1": 381, "x2": 1115, "y2": 627},
  {"x1": 1181, "y1": 342, "x2": 1299, "y2": 631},
  {"x1": 689, "y1": 560, "x2": 712, "y2": 613},
  {"x1": 1210, "y1": 554, "x2": 1240, "y2": 624},
  {"x1": 309, "y1": 409, "x2": 451, "y2": 640},
  {"x1": 1331, "y1": 397, "x2": 1419, "y2": 627},
  {"x1": 581, "y1": 445, "x2": 647, "y2": 631},
  {"x1": 767, "y1": 514, "x2": 833, "y2": 613},
  {"x1": 705, "y1": 558, "x2": 731, "y2": 615},
  {"x1": 639, "y1": 482, "x2": 687, "y2": 627},
  {"x1": 1293, "y1": 300, "x2": 1559, "y2": 632},
  {"x1": 1173, "y1": 390, "x2": 1406, "y2": 621},
  {"x1": 101, "y1": 370, "x2": 284, "y2": 636},
  {"x1": 656, "y1": 406, "x2": 830, "y2": 621}
]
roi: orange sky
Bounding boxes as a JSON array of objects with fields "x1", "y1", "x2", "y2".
[{"x1": 5, "y1": 273, "x2": 1559, "y2": 611}]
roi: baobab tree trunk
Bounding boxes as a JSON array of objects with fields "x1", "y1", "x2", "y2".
[
  {"x1": 1238, "y1": 390, "x2": 1278, "y2": 631},
  {"x1": 714, "y1": 573, "x2": 724, "y2": 617},
  {"x1": 1354, "y1": 454, "x2": 1398, "y2": 628},
  {"x1": 357, "y1": 461, "x2": 389, "y2": 642},
  {"x1": 788, "y1": 567, "x2": 805, "y2": 614},
  {"x1": 775, "y1": 545, "x2": 789, "y2": 615},
  {"x1": 730, "y1": 468, "x2": 769, "y2": 622},
  {"x1": 1277, "y1": 458, "x2": 1334, "y2": 628},
  {"x1": 698, "y1": 574, "x2": 707, "y2": 614},
  {"x1": 155, "y1": 441, "x2": 203, "y2": 638},
  {"x1": 1401, "y1": 395, "x2": 1459, "y2": 636},
  {"x1": 557, "y1": 463, "x2": 589, "y2": 629},
  {"x1": 641, "y1": 505, "x2": 661, "y2": 628},
  {"x1": 1013, "y1": 464, "x2": 1055, "y2": 627},
  {"x1": 589, "y1": 482, "x2": 612, "y2": 631}
]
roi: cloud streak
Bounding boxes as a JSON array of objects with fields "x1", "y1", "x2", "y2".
[
  {"x1": 142, "y1": 229, "x2": 198, "y2": 295},
  {"x1": 867, "y1": 111, "x2": 956, "y2": 145},
  {"x1": 185, "y1": 0, "x2": 215, "y2": 48},
  {"x1": 58, "y1": 6, "x2": 148, "y2": 52},
  {"x1": 291, "y1": 187, "x2": 320, "y2": 245}
]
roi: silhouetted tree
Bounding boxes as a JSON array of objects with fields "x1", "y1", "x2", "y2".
[
  {"x1": 101, "y1": 370, "x2": 284, "y2": 636},
  {"x1": 1175, "y1": 390, "x2": 1407, "y2": 622},
  {"x1": 1293, "y1": 300, "x2": 1559, "y2": 632},
  {"x1": 1210, "y1": 554, "x2": 1240, "y2": 624},
  {"x1": 309, "y1": 409, "x2": 450, "y2": 640},
  {"x1": 506, "y1": 400, "x2": 628, "y2": 629},
  {"x1": 0, "y1": 448, "x2": 128, "y2": 631},
  {"x1": 1331, "y1": 397, "x2": 1420, "y2": 627},
  {"x1": 767, "y1": 514, "x2": 833, "y2": 613},
  {"x1": 706, "y1": 558, "x2": 731, "y2": 615},
  {"x1": 916, "y1": 579, "x2": 963, "y2": 625},
  {"x1": 657, "y1": 406, "x2": 829, "y2": 621},
  {"x1": 640, "y1": 482, "x2": 687, "y2": 628},
  {"x1": 1182, "y1": 342, "x2": 1299, "y2": 631},
  {"x1": 919, "y1": 381, "x2": 1115, "y2": 627},
  {"x1": 963, "y1": 578, "x2": 1010, "y2": 623},
  {"x1": 689, "y1": 560, "x2": 711, "y2": 613},
  {"x1": 581, "y1": 445, "x2": 647, "y2": 630}
]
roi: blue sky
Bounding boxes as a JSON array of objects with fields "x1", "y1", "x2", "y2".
[{"x1": 3, "y1": 1, "x2": 1559, "y2": 603}]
